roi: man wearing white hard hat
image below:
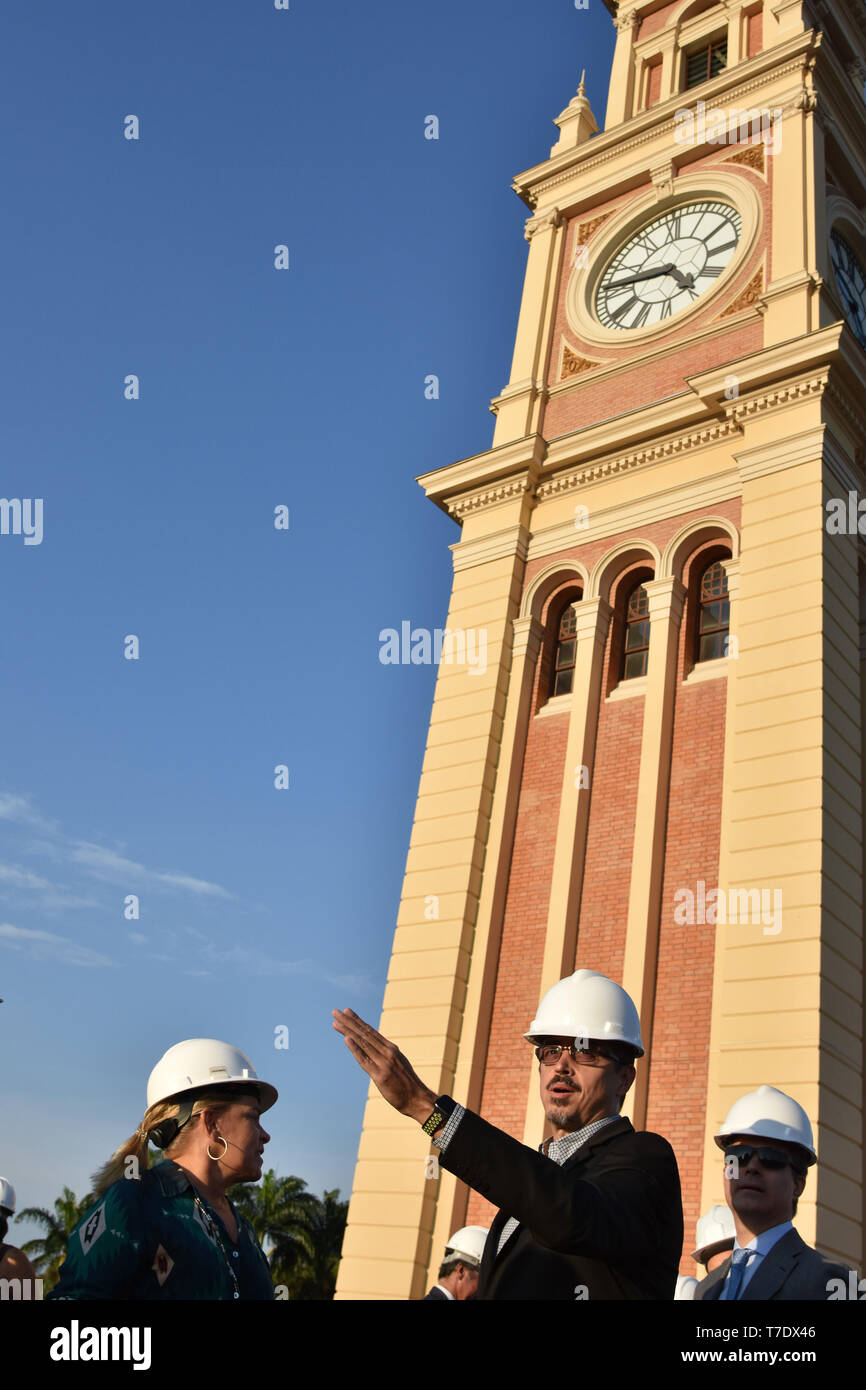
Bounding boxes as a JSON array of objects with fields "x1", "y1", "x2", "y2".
[
  {"x1": 422, "y1": 1225, "x2": 488, "y2": 1300},
  {"x1": 0, "y1": 1177, "x2": 39, "y2": 1294},
  {"x1": 47, "y1": 1039, "x2": 278, "y2": 1300},
  {"x1": 695, "y1": 1085, "x2": 852, "y2": 1300},
  {"x1": 675, "y1": 1204, "x2": 736, "y2": 1299},
  {"x1": 334, "y1": 969, "x2": 683, "y2": 1299}
]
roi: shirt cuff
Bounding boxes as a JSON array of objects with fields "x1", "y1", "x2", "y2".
[{"x1": 431, "y1": 1102, "x2": 466, "y2": 1152}]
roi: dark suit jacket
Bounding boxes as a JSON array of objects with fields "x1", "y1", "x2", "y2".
[
  {"x1": 694, "y1": 1228, "x2": 853, "y2": 1300},
  {"x1": 422, "y1": 1286, "x2": 450, "y2": 1300},
  {"x1": 435, "y1": 1109, "x2": 682, "y2": 1300}
]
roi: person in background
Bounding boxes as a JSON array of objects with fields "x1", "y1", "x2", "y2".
[
  {"x1": 422, "y1": 1225, "x2": 488, "y2": 1300},
  {"x1": 675, "y1": 1204, "x2": 735, "y2": 1299},
  {"x1": 695, "y1": 1086, "x2": 852, "y2": 1301},
  {"x1": 0, "y1": 1177, "x2": 39, "y2": 1297}
]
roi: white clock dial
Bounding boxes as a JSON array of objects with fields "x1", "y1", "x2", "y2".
[
  {"x1": 830, "y1": 230, "x2": 866, "y2": 350},
  {"x1": 595, "y1": 200, "x2": 743, "y2": 330}
]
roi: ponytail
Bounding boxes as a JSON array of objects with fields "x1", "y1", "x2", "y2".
[{"x1": 91, "y1": 1091, "x2": 237, "y2": 1197}]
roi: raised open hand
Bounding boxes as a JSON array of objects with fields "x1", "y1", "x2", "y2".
[{"x1": 332, "y1": 1008, "x2": 437, "y2": 1124}]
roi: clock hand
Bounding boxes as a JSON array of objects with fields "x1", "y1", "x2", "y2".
[
  {"x1": 605, "y1": 263, "x2": 677, "y2": 289},
  {"x1": 606, "y1": 262, "x2": 695, "y2": 290}
]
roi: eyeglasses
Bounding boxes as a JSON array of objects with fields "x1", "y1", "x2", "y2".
[
  {"x1": 723, "y1": 1145, "x2": 804, "y2": 1173},
  {"x1": 534, "y1": 1042, "x2": 621, "y2": 1068}
]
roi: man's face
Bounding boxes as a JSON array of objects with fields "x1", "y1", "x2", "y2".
[
  {"x1": 723, "y1": 1136, "x2": 806, "y2": 1236},
  {"x1": 537, "y1": 1036, "x2": 634, "y2": 1136}
]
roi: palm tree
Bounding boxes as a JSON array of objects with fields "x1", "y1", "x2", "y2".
[
  {"x1": 229, "y1": 1170, "x2": 317, "y2": 1275},
  {"x1": 282, "y1": 1187, "x2": 348, "y2": 1300},
  {"x1": 16, "y1": 1186, "x2": 97, "y2": 1289}
]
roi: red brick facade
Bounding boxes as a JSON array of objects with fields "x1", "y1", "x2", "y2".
[{"x1": 465, "y1": 501, "x2": 740, "y2": 1257}]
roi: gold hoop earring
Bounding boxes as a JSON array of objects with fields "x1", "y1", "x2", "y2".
[{"x1": 207, "y1": 1136, "x2": 228, "y2": 1162}]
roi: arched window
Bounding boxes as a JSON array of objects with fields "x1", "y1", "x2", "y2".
[
  {"x1": 551, "y1": 604, "x2": 578, "y2": 697},
  {"x1": 622, "y1": 584, "x2": 650, "y2": 679},
  {"x1": 696, "y1": 560, "x2": 730, "y2": 661}
]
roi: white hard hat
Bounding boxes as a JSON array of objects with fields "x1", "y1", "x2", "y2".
[
  {"x1": 715, "y1": 1085, "x2": 816, "y2": 1165},
  {"x1": 147, "y1": 1038, "x2": 278, "y2": 1113},
  {"x1": 444, "y1": 1226, "x2": 488, "y2": 1267},
  {"x1": 524, "y1": 969, "x2": 644, "y2": 1056},
  {"x1": 0, "y1": 1177, "x2": 16, "y2": 1213},
  {"x1": 691, "y1": 1204, "x2": 735, "y2": 1263}
]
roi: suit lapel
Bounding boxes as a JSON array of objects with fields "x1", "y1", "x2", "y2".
[
  {"x1": 559, "y1": 1115, "x2": 633, "y2": 1172},
  {"x1": 741, "y1": 1229, "x2": 801, "y2": 1301},
  {"x1": 484, "y1": 1116, "x2": 634, "y2": 1281},
  {"x1": 480, "y1": 1208, "x2": 511, "y2": 1286}
]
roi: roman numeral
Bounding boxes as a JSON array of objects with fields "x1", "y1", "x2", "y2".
[
  {"x1": 700, "y1": 264, "x2": 724, "y2": 279},
  {"x1": 630, "y1": 302, "x2": 653, "y2": 328},
  {"x1": 705, "y1": 238, "x2": 736, "y2": 255},
  {"x1": 611, "y1": 295, "x2": 639, "y2": 323}
]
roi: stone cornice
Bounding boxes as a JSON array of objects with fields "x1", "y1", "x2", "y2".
[
  {"x1": 445, "y1": 476, "x2": 534, "y2": 521},
  {"x1": 512, "y1": 33, "x2": 817, "y2": 212},
  {"x1": 416, "y1": 434, "x2": 546, "y2": 515},
  {"x1": 726, "y1": 371, "x2": 829, "y2": 426},
  {"x1": 537, "y1": 420, "x2": 741, "y2": 502},
  {"x1": 421, "y1": 331, "x2": 856, "y2": 523},
  {"x1": 687, "y1": 323, "x2": 846, "y2": 408}
]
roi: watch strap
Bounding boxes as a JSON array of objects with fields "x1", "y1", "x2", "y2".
[{"x1": 421, "y1": 1094, "x2": 455, "y2": 1137}]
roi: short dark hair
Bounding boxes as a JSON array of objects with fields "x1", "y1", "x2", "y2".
[{"x1": 437, "y1": 1256, "x2": 477, "y2": 1280}]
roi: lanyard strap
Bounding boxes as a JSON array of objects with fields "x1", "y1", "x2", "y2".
[{"x1": 193, "y1": 1194, "x2": 240, "y2": 1300}]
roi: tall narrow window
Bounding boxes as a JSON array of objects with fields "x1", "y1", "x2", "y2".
[
  {"x1": 697, "y1": 561, "x2": 730, "y2": 661},
  {"x1": 685, "y1": 38, "x2": 727, "y2": 89},
  {"x1": 623, "y1": 585, "x2": 650, "y2": 680},
  {"x1": 746, "y1": 8, "x2": 763, "y2": 58},
  {"x1": 645, "y1": 57, "x2": 663, "y2": 108},
  {"x1": 551, "y1": 605, "x2": 578, "y2": 696}
]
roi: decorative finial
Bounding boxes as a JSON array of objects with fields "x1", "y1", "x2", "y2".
[{"x1": 578, "y1": 70, "x2": 586, "y2": 97}]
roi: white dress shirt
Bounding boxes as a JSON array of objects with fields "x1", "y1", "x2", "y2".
[{"x1": 719, "y1": 1220, "x2": 793, "y2": 1298}]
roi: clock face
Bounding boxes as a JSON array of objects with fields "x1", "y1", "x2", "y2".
[
  {"x1": 830, "y1": 230, "x2": 866, "y2": 350},
  {"x1": 595, "y1": 200, "x2": 743, "y2": 330}
]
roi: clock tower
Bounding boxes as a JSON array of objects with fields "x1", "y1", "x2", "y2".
[{"x1": 337, "y1": 0, "x2": 866, "y2": 1299}]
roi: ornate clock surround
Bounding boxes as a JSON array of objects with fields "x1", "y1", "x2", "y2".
[{"x1": 565, "y1": 169, "x2": 763, "y2": 349}]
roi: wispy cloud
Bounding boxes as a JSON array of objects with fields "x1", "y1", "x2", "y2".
[
  {"x1": 67, "y1": 841, "x2": 231, "y2": 898},
  {"x1": 0, "y1": 923, "x2": 113, "y2": 968},
  {"x1": 0, "y1": 863, "x2": 101, "y2": 912},
  {"x1": 0, "y1": 790, "x2": 233, "y2": 903},
  {"x1": 198, "y1": 939, "x2": 371, "y2": 992},
  {"x1": 0, "y1": 794, "x2": 58, "y2": 833}
]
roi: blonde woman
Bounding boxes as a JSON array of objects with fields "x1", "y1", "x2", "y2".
[{"x1": 47, "y1": 1038, "x2": 278, "y2": 1300}]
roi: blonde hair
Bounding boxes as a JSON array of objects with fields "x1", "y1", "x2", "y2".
[{"x1": 92, "y1": 1091, "x2": 238, "y2": 1197}]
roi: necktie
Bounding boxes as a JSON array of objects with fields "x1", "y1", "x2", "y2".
[{"x1": 721, "y1": 1247, "x2": 752, "y2": 1300}]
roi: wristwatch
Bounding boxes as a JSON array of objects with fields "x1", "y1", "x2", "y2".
[{"x1": 421, "y1": 1094, "x2": 456, "y2": 1137}]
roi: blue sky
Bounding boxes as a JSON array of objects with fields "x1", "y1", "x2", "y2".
[{"x1": 0, "y1": 0, "x2": 615, "y2": 1241}]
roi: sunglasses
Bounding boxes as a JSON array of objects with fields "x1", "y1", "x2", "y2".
[
  {"x1": 723, "y1": 1145, "x2": 804, "y2": 1173},
  {"x1": 534, "y1": 1042, "x2": 622, "y2": 1068}
]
